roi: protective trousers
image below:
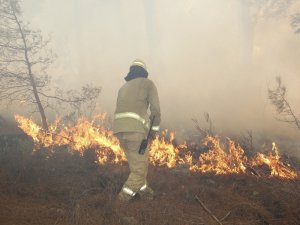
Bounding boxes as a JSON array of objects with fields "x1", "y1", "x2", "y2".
[{"x1": 116, "y1": 132, "x2": 153, "y2": 201}]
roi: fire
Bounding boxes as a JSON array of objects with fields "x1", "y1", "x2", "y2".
[
  {"x1": 149, "y1": 131, "x2": 188, "y2": 168},
  {"x1": 15, "y1": 114, "x2": 298, "y2": 179},
  {"x1": 251, "y1": 142, "x2": 298, "y2": 179},
  {"x1": 190, "y1": 136, "x2": 248, "y2": 174},
  {"x1": 14, "y1": 114, "x2": 126, "y2": 164}
]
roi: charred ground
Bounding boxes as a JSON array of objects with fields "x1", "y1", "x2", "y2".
[{"x1": 0, "y1": 134, "x2": 300, "y2": 225}]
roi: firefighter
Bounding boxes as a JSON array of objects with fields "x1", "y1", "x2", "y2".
[{"x1": 113, "y1": 59, "x2": 161, "y2": 202}]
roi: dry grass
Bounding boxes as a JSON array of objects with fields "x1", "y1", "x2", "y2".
[{"x1": 0, "y1": 135, "x2": 300, "y2": 225}]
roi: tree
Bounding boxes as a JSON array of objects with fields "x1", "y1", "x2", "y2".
[
  {"x1": 0, "y1": 0, "x2": 100, "y2": 129},
  {"x1": 291, "y1": 13, "x2": 300, "y2": 34},
  {"x1": 268, "y1": 77, "x2": 300, "y2": 131},
  {"x1": 238, "y1": 0, "x2": 294, "y2": 63},
  {"x1": 0, "y1": 0, "x2": 51, "y2": 129}
]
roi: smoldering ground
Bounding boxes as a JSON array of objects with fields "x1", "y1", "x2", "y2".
[{"x1": 2, "y1": 0, "x2": 300, "y2": 153}]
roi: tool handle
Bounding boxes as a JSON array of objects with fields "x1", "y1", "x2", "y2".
[
  {"x1": 138, "y1": 116, "x2": 155, "y2": 155},
  {"x1": 146, "y1": 116, "x2": 156, "y2": 139}
]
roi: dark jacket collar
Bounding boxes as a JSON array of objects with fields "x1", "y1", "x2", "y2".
[{"x1": 124, "y1": 66, "x2": 148, "y2": 81}]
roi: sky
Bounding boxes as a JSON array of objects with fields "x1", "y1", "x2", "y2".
[{"x1": 11, "y1": 0, "x2": 300, "y2": 146}]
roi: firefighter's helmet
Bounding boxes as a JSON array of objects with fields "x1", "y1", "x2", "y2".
[{"x1": 131, "y1": 59, "x2": 147, "y2": 71}]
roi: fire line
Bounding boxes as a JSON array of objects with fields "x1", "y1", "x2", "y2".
[{"x1": 14, "y1": 114, "x2": 298, "y2": 179}]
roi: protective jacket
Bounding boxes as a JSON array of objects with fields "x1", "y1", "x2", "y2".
[{"x1": 113, "y1": 77, "x2": 161, "y2": 134}]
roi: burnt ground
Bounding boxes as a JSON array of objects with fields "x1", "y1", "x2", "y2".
[{"x1": 0, "y1": 135, "x2": 300, "y2": 225}]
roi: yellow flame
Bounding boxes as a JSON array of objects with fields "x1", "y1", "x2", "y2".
[
  {"x1": 149, "y1": 131, "x2": 187, "y2": 168},
  {"x1": 190, "y1": 136, "x2": 247, "y2": 174},
  {"x1": 14, "y1": 114, "x2": 298, "y2": 179},
  {"x1": 15, "y1": 114, "x2": 126, "y2": 164},
  {"x1": 251, "y1": 142, "x2": 297, "y2": 179}
]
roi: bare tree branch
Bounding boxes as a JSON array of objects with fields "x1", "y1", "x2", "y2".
[
  {"x1": 268, "y1": 76, "x2": 300, "y2": 131},
  {"x1": 0, "y1": 0, "x2": 101, "y2": 127}
]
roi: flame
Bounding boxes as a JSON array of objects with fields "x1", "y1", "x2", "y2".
[
  {"x1": 15, "y1": 114, "x2": 298, "y2": 179},
  {"x1": 149, "y1": 131, "x2": 188, "y2": 168},
  {"x1": 251, "y1": 142, "x2": 298, "y2": 179},
  {"x1": 190, "y1": 136, "x2": 248, "y2": 174},
  {"x1": 15, "y1": 114, "x2": 126, "y2": 164}
]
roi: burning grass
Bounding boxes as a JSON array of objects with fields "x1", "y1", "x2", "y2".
[
  {"x1": 0, "y1": 131, "x2": 300, "y2": 225},
  {"x1": 14, "y1": 114, "x2": 299, "y2": 179},
  {"x1": 0, "y1": 139, "x2": 299, "y2": 225},
  {"x1": 0, "y1": 115, "x2": 299, "y2": 224}
]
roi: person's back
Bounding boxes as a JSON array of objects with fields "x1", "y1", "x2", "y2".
[
  {"x1": 113, "y1": 77, "x2": 160, "y2": 134},
  {"x1": 113, "y1": 59, "x2": 161, "y2": 202}
]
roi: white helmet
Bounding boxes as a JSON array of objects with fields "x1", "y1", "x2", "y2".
[{"x1": 131, "y1": 59, "x2": 147, "y2": 71}]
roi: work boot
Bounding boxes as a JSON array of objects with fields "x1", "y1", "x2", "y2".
[
  {"x1": 117, "y1": 191, "x2": 133, "y2": 203},
  {"x1": 138, "y1": 186, "x2": 154, "y2": 200}
]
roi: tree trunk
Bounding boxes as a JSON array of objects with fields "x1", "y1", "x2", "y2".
[
  {"x1": 238, "y1": 0, "x2": 255, "y2": 66},
  {"x1": 11, "y1": 6, "x2": 49, "y2": 130}
]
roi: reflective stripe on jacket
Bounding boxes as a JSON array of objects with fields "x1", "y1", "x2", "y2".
[
  {"x1": 114, "y1": 112, "x2": 160, "y2": 131},
  {"x1": 113, "y1": 77, "x2": 161, "y2": 134}
]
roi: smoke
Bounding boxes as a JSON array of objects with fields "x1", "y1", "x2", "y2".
[{"x1": 14, "y1": 0, "x2": 300, "y2": 145}]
